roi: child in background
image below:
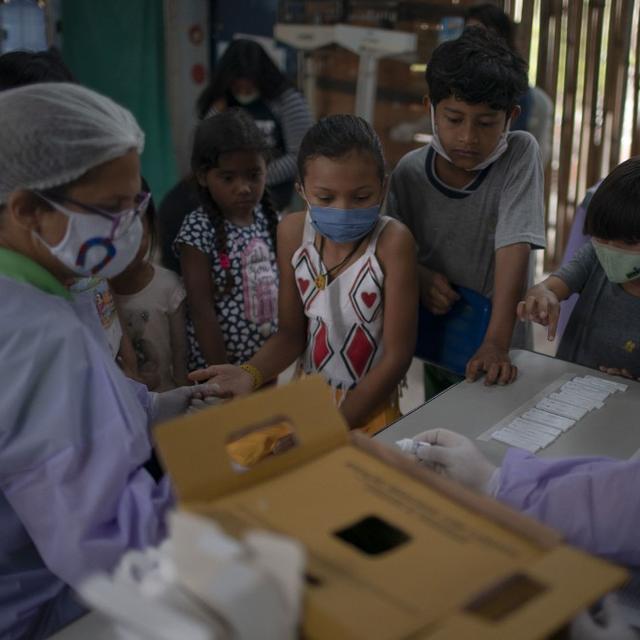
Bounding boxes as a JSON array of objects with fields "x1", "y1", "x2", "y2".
[
  {"x1": 111, "y1": 181, "x2": 188, "y2": 390},
  {"x1": 175, "y1": 110, "x2": 279, "y2": 371},
  {"x1": 518, "y1": 157, "x2": 640, "y2": 379},
  {"x1": 386, "y1": 27, "x2": 546, "y2": 392},
  {"x1": 192, "y1": 115, "x2": 418, "y2": 435}
]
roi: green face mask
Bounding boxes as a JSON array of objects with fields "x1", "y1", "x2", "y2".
[{"x1": 592, "y1": 239, "x2": 640, "y2": 283}]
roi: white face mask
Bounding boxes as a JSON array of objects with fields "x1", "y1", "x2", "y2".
[
  {"x1": 35, "y1": 193, "x2": 147, "y2": 278},
  {"x1": 233, "y1": 91, "x2": 260, "y2": 105},
  {"x1": 429, "y1": 104, "x2": 510, "y2": 171}
]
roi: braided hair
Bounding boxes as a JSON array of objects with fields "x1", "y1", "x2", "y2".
[{"x1": 191, "y1": 108, "x2": 278, "y2": 296}]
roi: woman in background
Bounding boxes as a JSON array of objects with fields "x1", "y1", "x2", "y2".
[{"x1": 197, "y1": 38, "x2": 314, "y2": 210}]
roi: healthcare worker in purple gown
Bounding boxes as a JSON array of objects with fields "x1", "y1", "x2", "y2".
[
  {"x1": 413, "y1": 428, "x2": 639, "y2": 567},
  {"x1": 0, "y1": 83, "x2": 211, "y2": 639},
  {"x1": 412, "y1": 428, "x2": 639, "y2": 639}
]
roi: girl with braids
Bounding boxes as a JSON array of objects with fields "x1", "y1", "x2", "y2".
[
  {"x1": 191, "y1": 114, "x2": 418, "y2": 435},
  {"x1": 175, "y1": 109, "x2": 279, "y2": 371}
]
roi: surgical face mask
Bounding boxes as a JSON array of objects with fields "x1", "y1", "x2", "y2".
[
  {"x1": 35, "y1": 192, "x2": 148, "y2": 277},
  {"x1": 592, "y1": 239, "x2": 640, "y2": 283},
  {"x1": 429, "y1": 104, "x2": 510, "y2": 171},
  {"x1": 307, "y1": 201, "x2": 380, "y2": 244},
  {"x1": 233, "y1": 91, "x2": 260, "y2": 105}
]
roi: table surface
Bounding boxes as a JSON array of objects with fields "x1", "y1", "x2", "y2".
[
  {"x1": 376, "y1": 349, "x2": 640, "y2": 465},
  {"x1": 51, "y1": 349, "x2": 640, "y2": 638}
]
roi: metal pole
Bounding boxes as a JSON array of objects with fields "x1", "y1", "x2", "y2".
[{"x1": 354, "y1": 51, "x2": 379, "y2": 123}]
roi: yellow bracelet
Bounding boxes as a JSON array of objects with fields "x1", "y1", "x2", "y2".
[{"x1": 239, "y1": 363, "x2": 264, "y2": 390}]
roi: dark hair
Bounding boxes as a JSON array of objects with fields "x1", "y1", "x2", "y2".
[
  {"x1": 583, "y1": 157, "x2": 640, "y2": 243},
  {"x1": 196, "y1": 39, "x2": 289, "y2": 119},
  {"x1": 426, "y1": 26, "x2": 527, "y2": 112},
  {"x1": 190, "y1": 109, "x2": 278, "y2": 295},
  {"x1": 297, "y1": 114, "x2": 385, "y2": 183},
  {"x1": 466, "y1": 4, "x2": 516, "y2": 51},
  {"x1": 0, "y1": 48, "x2": 74, "y2": 90}
]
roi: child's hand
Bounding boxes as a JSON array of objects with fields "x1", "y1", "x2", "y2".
[
  {"x1": 420, "y1": 268, "x2": 460, "y2": 315},
  {"x1": 189, "y1": 365, "x2": 254, "y2": 398},
  {"x1": 517, "y1": 284, "x2": 560, "y2": 341},
  {"x1": 466, "y1": 342, "x2": 517, "y2": 386},
  {"x1": 598, "y1": 366, "x2": 638, "y2": 380}
]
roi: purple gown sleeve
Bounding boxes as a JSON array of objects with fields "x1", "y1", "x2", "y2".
[
  {"x1": 496, "y1": 448, "x2": 640, "y2": 566},
  {"x1": 0, "y1": 317, "x2": 174, "y2": 588}
]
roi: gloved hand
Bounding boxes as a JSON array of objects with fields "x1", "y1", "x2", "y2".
[
  {"x1": 570, "y1": 595, "x2": 637, "y2": 639},
  {"x1": 413, "y1": 428, "x2": 498, "y2": 494},
  {"x1": 187, "y1": 396, "x2": 224, "y2": 415},
  {"x1": 150, "y1": 383, "x2": 221, "y2": 425}
]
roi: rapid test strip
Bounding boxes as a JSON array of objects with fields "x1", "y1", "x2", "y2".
[
  {"x1": 491, "y1": 429, "x2": 541, "y2": 452},
  {"x1": 549, "y1": 391, "x2": 599, "y2": 411},
  {"x1": 537, "y1": 397, "x2": 588, "y2": 420},
  {"x1": 522, "y1": 408, "x2": 576, "y2": 431}
]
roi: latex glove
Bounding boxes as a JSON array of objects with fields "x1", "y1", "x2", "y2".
[
  {"x1": 187, "y1": 396, "x2": 224, "y2": 415},
  {"x1": 570, "y1": 595, "x2": 637, "y2": 640},
  {"x1": 150, "y1": 384, "x2": 220, "y2": 425},
  {"x1": 414, "y1": 428, "x2": 497, "y2": 493}
]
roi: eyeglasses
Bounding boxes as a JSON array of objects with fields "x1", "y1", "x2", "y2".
[{"x1": 34, "y1": 191, "x2": 151, "y2": 240}]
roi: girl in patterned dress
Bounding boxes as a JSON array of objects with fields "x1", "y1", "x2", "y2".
[
  {"x1": 175, "y1": 110, "x2": 279, "y2": 371},
  {"x1": 192, "y1": 115, "x2": 418, "y2": 435}
]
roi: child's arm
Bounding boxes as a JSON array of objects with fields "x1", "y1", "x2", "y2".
[
  {"x1": 466, "y1": 243, "x2": 531, "y2": 386},
  {"x1": 169, "y1": 299, "x2": 189, "y2": 386},
  {"x1": 517, "y1": 275, "x2": 571, "y2": 341},
  {"x1": 245, "y1": 215, "x2": 308, "y2": 378},
  {"x1": 180, "y1": 245, "x2": 228, "y2": 365},
  {"x1": 189, "y1": 213, "x2": 308, "y2": 393},
  {"x1": 340, "y1": 221, "x2": 418, "y2": 429},
  {"x1": 117, "y1": 330, "x2": 141, "y2": 380}
]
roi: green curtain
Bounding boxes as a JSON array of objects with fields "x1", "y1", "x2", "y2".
[{"x1": 61, "y1": 0, "x2": 176, "y2": 200}]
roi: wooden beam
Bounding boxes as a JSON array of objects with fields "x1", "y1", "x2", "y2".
[{"x1": 555, "y1": 0, "x2": 583, "y2": 263}]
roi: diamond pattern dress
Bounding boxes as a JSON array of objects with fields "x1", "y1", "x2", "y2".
[{"x1": 291, "y1": 214, "x2": 400, "y2": 434}]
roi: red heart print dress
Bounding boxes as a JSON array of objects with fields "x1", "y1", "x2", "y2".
[{"x1": 292, "y1": 214, "x2": 389, "y2": 391}]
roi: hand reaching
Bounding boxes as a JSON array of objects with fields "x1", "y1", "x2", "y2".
[{"x1": 517, "y1": 284, "x2": 561, "y2": 341}]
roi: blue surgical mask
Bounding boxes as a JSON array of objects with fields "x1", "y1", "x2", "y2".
[{"x1": 308, "y1": 203, "x2": 380, "y2": 244}]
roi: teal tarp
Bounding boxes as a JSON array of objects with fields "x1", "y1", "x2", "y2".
[{"x1": 61, "y1": 0, "x2": 176, "y2": 199}]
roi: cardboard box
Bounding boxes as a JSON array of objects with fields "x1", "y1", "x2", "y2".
[{"x1": 155, "y1": 376, "x2": 627, "y2": 640}]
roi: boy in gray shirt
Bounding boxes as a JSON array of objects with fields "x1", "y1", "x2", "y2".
[
  {"x1": 386, "y1": 28, "x2": 546, "y2": 388},
  {"x1": 518, "y1": 157, "x2": 640, "y2": 379}
]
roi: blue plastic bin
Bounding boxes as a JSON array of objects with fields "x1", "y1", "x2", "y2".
[{"x1": 415, "y1": 286, "x2": 492, "y2": 376}]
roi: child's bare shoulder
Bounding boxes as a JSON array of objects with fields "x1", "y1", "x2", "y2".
[
  {"x1": 378, "y1": 217, "x2": 416, "y2": 257},
  {"x1": 277, "y1": 210, "x2": 307, "y2": 252}
]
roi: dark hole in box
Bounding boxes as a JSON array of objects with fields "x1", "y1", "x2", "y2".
[{"x1": 334, "y1": 515, "x2": 410, "y2": 556}]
